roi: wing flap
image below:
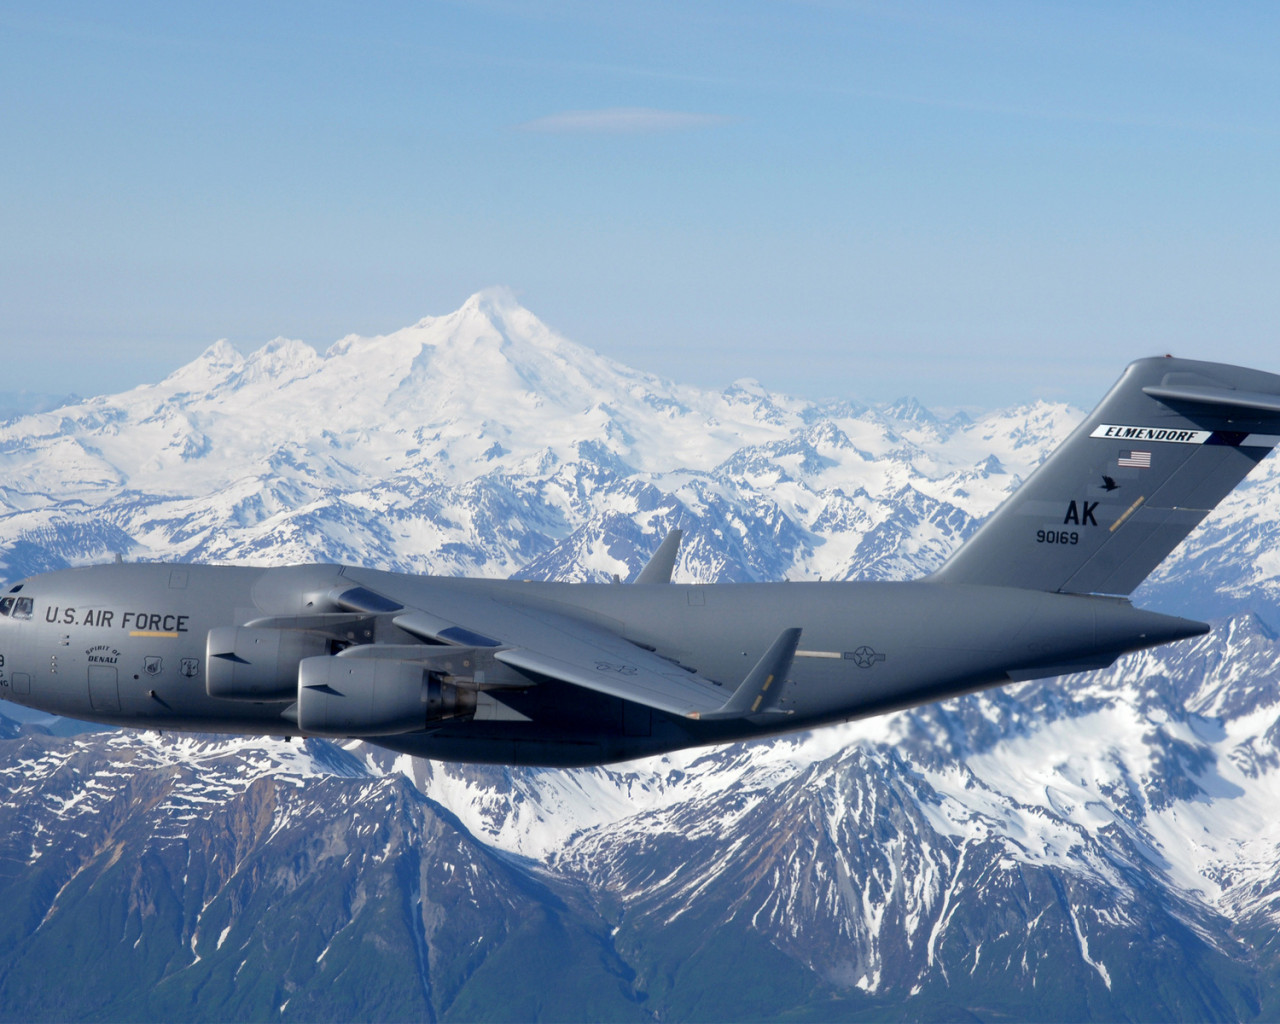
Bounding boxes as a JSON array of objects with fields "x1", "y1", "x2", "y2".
[{"x1": 495, "y1": 647, "x2": 725, "y2": 717}]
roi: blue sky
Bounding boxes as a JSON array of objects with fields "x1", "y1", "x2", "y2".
[{"x1": 4, "y1": 2, "x2": 1280, "y2": 409}]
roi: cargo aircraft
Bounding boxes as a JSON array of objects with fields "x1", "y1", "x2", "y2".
[{"x1": 1, "y1": 356, "x2": 1277, "y2": 766}]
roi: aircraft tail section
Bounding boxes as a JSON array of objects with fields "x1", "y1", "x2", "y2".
[{"x1": 933, "y1": 356, "x2": 1280, "y2": 595}]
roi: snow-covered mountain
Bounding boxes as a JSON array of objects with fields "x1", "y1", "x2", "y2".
[
  {"x1": 0, "y1": 287, "x2": 1077, "y2": 585},
  {"x1": 3, "y1": 290, "x2": 1280, "y2": 1020},
  {"x1": 4, "y1": 287, "x2": 1275, "y2": 607},
  {"x1": 3, "y1": 618, "x2": 1278, "y2": 1019}
]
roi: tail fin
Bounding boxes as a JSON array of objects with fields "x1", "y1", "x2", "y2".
[
  {"x1": 933, "y1": 356, "x2": 1280, "y2": 595},
  {"x1": 635, "y1": 528, "x2": 682, "y2": 584}
]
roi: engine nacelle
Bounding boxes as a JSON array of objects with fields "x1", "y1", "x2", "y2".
[
  {"x1": 206, "y1": 627, "x2": 329, "y2": 700},
  {"x1": 296, "y1": 656, "x2": 477, "y2": 736}
]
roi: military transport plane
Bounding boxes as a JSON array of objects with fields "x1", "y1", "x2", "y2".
[{"x1": 0, "y1": 356, "x2": 1277, "y2": 766}]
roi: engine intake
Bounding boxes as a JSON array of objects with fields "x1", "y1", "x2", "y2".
[
  {"x1": 296, "y1": 656, "x2": 476, "y2": 736},
  {"x1": 207, "y1": 627, "x2": 330, "y2": 700}
]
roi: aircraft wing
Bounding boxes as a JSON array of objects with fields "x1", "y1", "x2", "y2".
[
  {"x1": 335, "y1": 582, "x2": 732, "y2": 717},
  {"x1": 334, "y1": 580, "x2": 797, "y2": 720}
]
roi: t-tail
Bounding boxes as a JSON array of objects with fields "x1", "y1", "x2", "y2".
[{"x1": 933, "y1": 356, "x2": 1280, "y2": 595}]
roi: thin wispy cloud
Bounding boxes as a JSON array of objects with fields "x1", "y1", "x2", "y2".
[{"x1": 517, "y1": 107, "x2": 730, "y2": 134}]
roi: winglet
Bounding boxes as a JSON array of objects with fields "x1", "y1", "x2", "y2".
[
  {"x1": 635, "y1": 528, "x2": 683, "y2": 585},
  {"x1": 690, "y1": 628, "x2": 801, "y2": 720}
]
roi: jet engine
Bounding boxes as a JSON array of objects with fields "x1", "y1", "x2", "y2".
[
  {"x1": 295, "y1": 655, "x2": 477, "y2": 736},
  {"x1": 206, "y1": 627, "x2": 331, "y2": 700}
]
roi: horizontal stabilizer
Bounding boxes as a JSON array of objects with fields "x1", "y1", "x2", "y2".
[
  {"x1": 690, "y1": 628, "x2": 801, "y2": 721},
  {"x1": 1143, "y1": 384, "x2": 1280, "y2": 416}
]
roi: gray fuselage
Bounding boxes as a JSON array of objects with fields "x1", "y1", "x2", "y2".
[{"x1": 0, "y1": 562, "x2": 1204, "y2": 766}]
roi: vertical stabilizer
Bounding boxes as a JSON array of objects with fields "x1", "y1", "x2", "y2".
[{"x1": 933, "y1": 357, "x2": 1280, "y2": 594}]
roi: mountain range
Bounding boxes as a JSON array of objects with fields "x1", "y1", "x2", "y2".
[{"x1": 1, "y1": 290, "x2": 1279, "y2": 1020}]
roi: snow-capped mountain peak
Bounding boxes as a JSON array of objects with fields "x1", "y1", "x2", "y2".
[
  {"x1": 5, "y1": 296, "x2": 1280, "y2": 1017},
  {"x1": 3, "y1": 291, "x2": 1276, "y2": 596}
]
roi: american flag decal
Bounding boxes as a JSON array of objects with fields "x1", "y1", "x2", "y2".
[{"x1": 1118, "y1": 450, "x2": 1151, "y2": 468}]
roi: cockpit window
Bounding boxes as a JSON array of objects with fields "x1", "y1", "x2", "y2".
[
  {"x1": 0, "y1": 598, "x2": 11, "y2": 617},
  {"x1": 9, "y1": 598, "x2": 32, "y2": 620}
]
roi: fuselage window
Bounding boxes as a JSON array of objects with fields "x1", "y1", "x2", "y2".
[{"x1": 10, "y1": 598, "x2": 33, "y2": 620}]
